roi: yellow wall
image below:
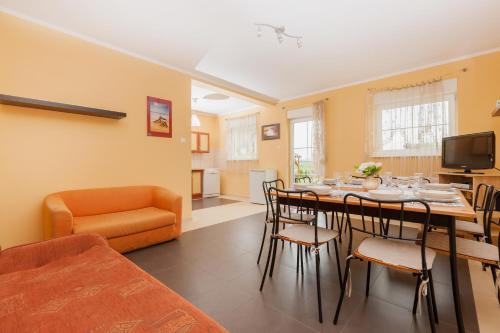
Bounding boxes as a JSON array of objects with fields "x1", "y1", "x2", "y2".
[
  {"x1": 218, "y1": 108, "x2": 288, "y2": 197},
  {"x1": 0, "y1": 13, "x2": 192, "y2": 248},
  {"x1": 281, "y1": 51, "x2": 500, "y2": 178},
  {"x1": 219, "y1": 51, "x2": 500, "y2": 196}
]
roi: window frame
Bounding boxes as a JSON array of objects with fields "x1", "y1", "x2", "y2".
[{"x1": 371, "y1": 93, "x2": 457, "y2": 158}]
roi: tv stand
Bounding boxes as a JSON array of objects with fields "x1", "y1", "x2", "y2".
[
  {"x1": 451, "y1": 171, "x2": 484, "y2": 175},
  {"x1": 438, "y1": 172, "x2": 500, "y2": 204}
]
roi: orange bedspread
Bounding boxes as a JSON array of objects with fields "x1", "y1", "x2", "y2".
[{"x1": 0, "y1": 235, "x2": 228, "y2": 333}]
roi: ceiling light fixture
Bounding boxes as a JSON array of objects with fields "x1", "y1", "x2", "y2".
[
  {"x1": 254, "y1": 23, "x2": 303, "y2": 48},
  {"x1": 203, "y1": 93, "x2": 229, "y2": 100}
]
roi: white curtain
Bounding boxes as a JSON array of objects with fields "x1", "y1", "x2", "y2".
[
  {"x1": 226, "y1": 114, "x2": 257, "y2": 161},
  {"x1": 365, "y1": 79, "x2": 457, "y2": 179},
  {"x1": 312, "y1": 101, "x2": 326, "y2": 179}
]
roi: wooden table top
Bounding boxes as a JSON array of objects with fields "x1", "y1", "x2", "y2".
[{"x1": 277, "y1": 187, "x2": 476, "y2": 219}]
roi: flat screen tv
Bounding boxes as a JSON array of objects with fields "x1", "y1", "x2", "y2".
[{"x1": 442, "y1": 131, "x2": 495, "y2": 173}]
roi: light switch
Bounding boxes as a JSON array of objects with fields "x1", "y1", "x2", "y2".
[{"x1": 180, "y1": 137, "x2": 186, "y2": 144}]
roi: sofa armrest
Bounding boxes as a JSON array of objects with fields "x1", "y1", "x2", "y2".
[
  {"x1": 43, "y1": 194, "x2": 74, "y2": 239},
  {"x1": 152, "y1": 187, "x2": 182, "y2": 231},
  {"x1": 0, "y1": 234, "x2": 107, "y2": 275}
]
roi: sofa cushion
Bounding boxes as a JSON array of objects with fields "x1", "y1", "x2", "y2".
[
  {"x1": 60, "y1": 186, "x2": 155, "y2": 217},
  {"x1": 73, "y1": 207, "x2": 175, "y2": 239}
]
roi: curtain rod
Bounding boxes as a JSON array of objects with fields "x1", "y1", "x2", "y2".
[
  {"x1": 281, "y1": 98, "x2": 329, "y2": 110},
  {"x1": 367, "y1": 67, "x2": 467, "y2": 93}
]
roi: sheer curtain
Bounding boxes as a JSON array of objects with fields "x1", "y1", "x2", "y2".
[
  {"x1": 226, "y1": 114, "x2": 258, "y2": 161},
  {"x1": 365, "y1": 79, "x2": 457, "y2": 179},
  {"x1": 312, "y1": 101, "x2": 326, "y2": 179}
]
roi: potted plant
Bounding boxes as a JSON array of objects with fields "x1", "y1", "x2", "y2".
[{"x1": 355, "y1": 162, "x2": 383, "y2": 190}]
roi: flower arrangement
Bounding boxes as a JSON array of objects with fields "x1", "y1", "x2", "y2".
[{"x1": 355, "y1": 161, "x2": 382, "y2": 177}]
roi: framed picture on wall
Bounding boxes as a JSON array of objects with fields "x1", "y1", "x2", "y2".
[
  {"x1": 262, "y1": 123, "x2": 280, "y2": 140},
  {"x1": 147, "y1": 96, "x2": 172, "y2": 138}
]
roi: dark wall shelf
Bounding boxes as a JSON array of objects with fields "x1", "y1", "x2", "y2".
[{"x1": 0, "y1": 94, "x2": 126, "y2": 119}]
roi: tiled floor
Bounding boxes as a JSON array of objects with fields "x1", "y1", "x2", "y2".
[
  {"x1": 192, "y1": 197, "x2": 240, "y2": 210},
  {"x1": 126, "y1": 212, "x2": 481, "y2": 333}
]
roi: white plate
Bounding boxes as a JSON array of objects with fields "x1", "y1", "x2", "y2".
[
  {"x1": 322, "y1": 178, "x2": 336, "y2": 185},
  {"x1": 293, "y1": 183, "x2": 310, "y2": 190},
  {"x1": 424, "y1": 183, "x2": 453, "y2": 191},
  {"x1": 368, "y1": 190, "x2": 402, "y2": 200},
  {"x1": 418, "y1": 189, "x2": 457, "y2": 200},
  {"x1": 309, "y1": 185, "x2": 333, "y2": 195},
  {"x1": 350, "y1": 178, "x2": 364, "y2": 185},
  {"x1": 421, "y1": 196, "x2": 461, "y2": 203}
]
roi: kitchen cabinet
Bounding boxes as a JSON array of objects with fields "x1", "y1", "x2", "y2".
[
  {"x1": 191, "y1": 132, "x2": 210, "y2": 153},
  {"x1": 192, "y1": 169, "x2": 203, "y2": 199}
]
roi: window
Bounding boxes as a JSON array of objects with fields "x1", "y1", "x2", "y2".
[
  {"x1": 371, "y1": 80, "x2": 457, "y2": 157},
  {"x1": 291, "y1": 118, "x2": 315, "y2": 179},
  {"x1": 226, "y1": 115, "x2": 257, "y2": 160}
]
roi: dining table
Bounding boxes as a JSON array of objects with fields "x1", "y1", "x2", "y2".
[{"x1": 278, "y1": 185, "x2": 476, "y2": 333}]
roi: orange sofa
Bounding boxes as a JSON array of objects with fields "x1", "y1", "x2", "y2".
[
  {"x1": 0, "y1": 234, "x2": 228, "y2": 333},
  {"x1": 43, "y1": 186, "x2": 182, "y2": 253}
]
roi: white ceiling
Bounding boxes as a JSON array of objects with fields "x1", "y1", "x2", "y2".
[
  {"x1": 191, "y1": 82, "x2": 258, "y2": 115},
  {"x1": 1, "y1": 0, "x2": 500, "y2": 101}
]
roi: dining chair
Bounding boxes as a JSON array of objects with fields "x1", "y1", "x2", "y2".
[
  {"x1": 257, "y1": 178, "x2": 285, "y2": 264},
  {"x1": 294, "y1": 175, "x2": 332, "y2": 238},
  {"x1": 259, "y1": 179, "x2": 318, "y2": 272},
  {"x1": 425, "y1": 189, "x2": 500, "y2": 302},
  {"x1": 295, "y1": 175, "x2": 312, "y2": 183},
  {"x1": 259, "y1": 188, "x2": 342, "y2": 323},
  {"x1": 333, "y1": 194, "x2": 438, "y2": 332},
  {"x1": 453, "y1": 183, "x2": 494, "y2": 240}
]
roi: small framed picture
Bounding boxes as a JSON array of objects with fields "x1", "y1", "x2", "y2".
[
  {"x1": 147, "y1": 96, "x2": 172, "y2": 138},
  {"x1": 262, "y1": 123, "x2": 280, "y2": 140}
]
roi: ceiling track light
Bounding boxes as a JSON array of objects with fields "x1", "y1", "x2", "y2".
[{"x1": 254, "y1": 23, "x2": 303, "y2": 48}]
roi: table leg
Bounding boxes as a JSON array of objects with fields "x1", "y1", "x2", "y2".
[{"x1": 448, "y1": 216, "x2": 465, "y2": 333}]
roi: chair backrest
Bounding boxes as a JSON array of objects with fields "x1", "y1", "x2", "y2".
[
  {"x1": 262, "y1": 179, "x2": 285, "y2": 222},
  {"x1": 485, "y1": 189, "x2": 500, "y2": 249},
  {"x1": 343, "y1": 193, "x2": 432, "y2": 271},
  {"x1": 473, "y1": 183, "x2": 494, "y2": 212},
  {"x1": 294, "y1": 176, "x2": 312, "y2": 183},
  {"x1": 268, "y1": 187, "x2": 320, "y2": 243}
]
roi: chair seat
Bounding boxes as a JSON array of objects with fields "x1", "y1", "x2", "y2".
[
  {"x1": 278, "y1": 225, "x2": 338, "y2": 245},
  {"x1": 455, "y1": 220, "x2": 484, "y2": 235},
  {"x1": 355, "y1": 237, "x2": 436, "y2": 272},
  {"x1": 74, "y1": 207, "x2": 176, "y2": 239},
  {"x1": 426, "y1": 232, "x2": 499, "y2": 264},
  {"x1": 278, "y1": 212, "x2": 315, "y2": 224}
]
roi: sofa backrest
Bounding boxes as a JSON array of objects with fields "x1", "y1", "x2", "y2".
[{"x1": 59, "y1": 186, "x2": 155, "y2": 217}]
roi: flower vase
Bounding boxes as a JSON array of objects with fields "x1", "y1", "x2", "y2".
[{"x1": 363, "y1": 176, "x2": 379, "y2": 190}]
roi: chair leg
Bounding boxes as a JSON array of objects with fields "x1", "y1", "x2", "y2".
[
  {"x1": 257, "y1": 224, "x2": 267, "y2": 264},
  {"x1": 365, "y1": 261, "x2": 371, "y2": 297},
  {"x1": 315, "y1": 250, "x2": 323, "y2": 323},
  {"x1": 426, "y1": 282, "x2": 437, "y2": 333},
  {"x1": 428, "y1": 270, "x2": 439, "y2": 324},
  {"x1": 296, "y1": 244, "x2": 300, "y2": 274},
  {"x1": 333, "y1": 239, "x2": 342, "y2": 284},
  {"x1": 412, "y1": 276, "x2": 421, "y2": 315},
  {"x1": 333, "y1": 256, "x2": 352, "y2": 324},
  {"x1": 259, "y1": 236, "x2": 275, "y2": 291},
  {"x1": 490, "y1": 265, "x2": 497, "y2": 287},
  {"x1": 269, "y1": 235, "x2": 279, "y2": 278},
  {"x1": 300, "y1": 245, "x2": 304, "y2": 275}
]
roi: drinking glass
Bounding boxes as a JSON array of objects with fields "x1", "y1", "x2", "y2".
[{"x1": 381, "y1": 171, "x2": 393, "y2": 188}]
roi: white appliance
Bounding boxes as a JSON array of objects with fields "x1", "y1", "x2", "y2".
[
  {"x1": 203, "y1": 168, "x2": 220, "y2": 198},
  {"x1": 249, "y1": 169, "x2": 278, "y2": 204}
]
